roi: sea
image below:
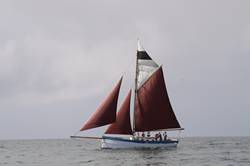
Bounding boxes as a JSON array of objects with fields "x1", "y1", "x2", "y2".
[{"x1": 0, "y1": 137, "x2": 249, "y2": 166}]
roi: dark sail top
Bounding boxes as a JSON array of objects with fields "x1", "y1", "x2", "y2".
[
  {"x1": 136, "y1": 40, "x2": 159, "y2": 89},
  {"x1": 80, "y1": 77, "x2": 122, "y2": 131},
  {"x1": 105, "y1": 90, "x2": 133, "y2": 135},
  {"x1": 135, "y1": 67, "x2": 181, "y2": 132}
]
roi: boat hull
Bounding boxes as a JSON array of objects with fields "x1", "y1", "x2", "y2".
[{"x1": 101, "y1": 136, "x2": 178, "y2": 149}]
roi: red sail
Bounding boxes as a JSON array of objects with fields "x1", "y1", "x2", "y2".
[
  {"x1": 135, "y1": 67, "x2": 181, "y2": 132},
  {"x1": 105, "y1": 90, "x2": 132, "y2": 135},
  {"x1": 80, "y1": 77, "x2": 122, "y2": 131}
]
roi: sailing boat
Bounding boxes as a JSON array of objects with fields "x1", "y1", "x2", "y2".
[{"x1": 72, "y1": 40, "x2": 184, "y2": 149}]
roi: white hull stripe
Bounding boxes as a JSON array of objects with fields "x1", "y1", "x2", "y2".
[{"x1": 102, "y1": 136, "x2": 178, "y2": 144}]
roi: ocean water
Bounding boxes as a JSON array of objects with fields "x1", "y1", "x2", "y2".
[{"x1": 0, "y1": 137, "x2": 250, "y2": 166}]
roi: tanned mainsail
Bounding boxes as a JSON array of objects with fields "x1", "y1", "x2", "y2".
[
  {"x1": 135, "y1": 67, "x2": 181, "y2": 132},
  {"x1": 72, "y1": 40, "x2": 184, "y2": 149}
]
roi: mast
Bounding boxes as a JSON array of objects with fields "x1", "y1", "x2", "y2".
[{"x1": 132, "y1": 40, "x2": 139, "y2": 134}]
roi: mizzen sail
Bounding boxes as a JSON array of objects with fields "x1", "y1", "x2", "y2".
[
  {"x1": 105, "y1": 90, "x2": 133, "y2": 135},
  {"x1": 80, "y1": 77, "x2": 123, "y2": 131},
  {"x1": 135, "y1": 67, "x2": 181, "y2": 132}
]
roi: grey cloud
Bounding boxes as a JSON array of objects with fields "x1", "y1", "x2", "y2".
[{"x1": 0, "y1": 0, "x2": 250, "y2": 139}]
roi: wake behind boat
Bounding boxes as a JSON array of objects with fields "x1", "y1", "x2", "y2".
[{"x1": 72, "y1": 40, "x2": 184, "y2": 149}]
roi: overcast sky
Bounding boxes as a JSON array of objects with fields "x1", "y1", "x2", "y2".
[{"x1": 0, "y1": 0, "x2": 250, "y2": 140}]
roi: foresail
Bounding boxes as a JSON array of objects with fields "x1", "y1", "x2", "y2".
[
  {"x1": 135, "y1": 67, "x2": 181, "y2": 132},
  {"x1": 80, "y1": 77, "x2": 123, "y2": 131},
  {"x1": 105, "y1": 90, "x2": 133, "y2": 135},
  {"x1": 136, "y1": 40, "x2": 159, "y2": 89}
]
